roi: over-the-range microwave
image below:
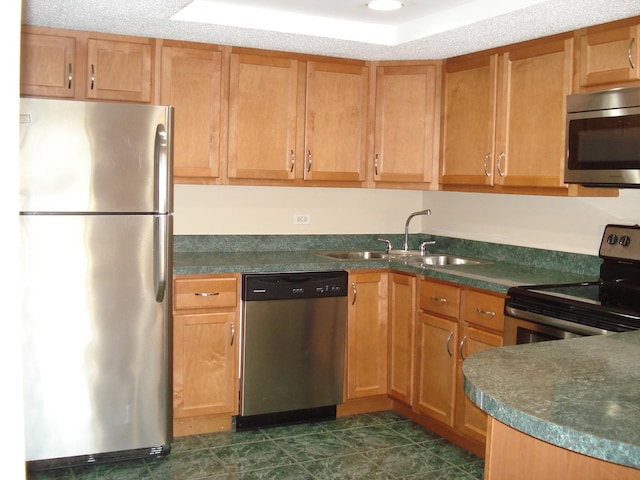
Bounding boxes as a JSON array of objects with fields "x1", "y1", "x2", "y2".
[{"x1": 565, "y1": 86, "x2": 640, "y2": 188}]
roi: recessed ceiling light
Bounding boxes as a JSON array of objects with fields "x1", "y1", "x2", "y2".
[{"x1": 367, "y1": 0, "x2": 405, "y2": 12}]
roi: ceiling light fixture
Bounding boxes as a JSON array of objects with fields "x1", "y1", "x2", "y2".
[{"x1": 366, "y1": 0, "x2": 405, "y2": 12}]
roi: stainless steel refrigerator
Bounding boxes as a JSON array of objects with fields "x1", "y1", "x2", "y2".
[{"x1": 19, "y1": 97, "x2": 174, "y2": 467}]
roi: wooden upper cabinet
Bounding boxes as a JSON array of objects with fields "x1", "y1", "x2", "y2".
[
  {"x1": 304, "y1": 61, "x2": 368, "y2": 182},
  {"x1": 86, "y1": 37, "x2": 152, "y2": 102},
  {"x1": 20, "y1": 31, "x2": 76, "y2": 98},
  {"x1": 496, "y1": 37, "x2": 573, "y2": 189},
  {"x1": 577, "y1": 22, "x2": 640, "y2": 89},
  {"x1": 373, "y1": 64, "x2": 440, "y2": 185},
  {"x1": 441, "y1": 54, "x2": 497, "y2": 187},
  {"x1": 160, "y1": 42, "x2": 223, "y2": 182},
  {"x1": 228, "y1": 53, "x2": 301, "y2": 181},
  {"x1": 441, "y1": 35, "x2": 574, "y2": 193},
  {"x1": 20, "y1": 26, "x2": 154, "y2": 102}
]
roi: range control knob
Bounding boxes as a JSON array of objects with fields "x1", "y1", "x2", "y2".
[
  {"x1": 619, "y1": 235, "x2": 632, "y2": 247},
  {"x1": 607, "y1": 233, "x2": 619, "y2": 245}
]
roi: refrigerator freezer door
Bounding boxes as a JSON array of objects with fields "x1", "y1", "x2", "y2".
[
  {"x1": 19, "y1": 98, "x2": 173, "y2": 214},
  {"x1": 21, "y1": 214, "x2": 172, "y2": 461}
]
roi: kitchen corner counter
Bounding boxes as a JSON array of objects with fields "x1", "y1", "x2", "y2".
[
  {"x1": 173, "y1": 249, "x2": 593, "y2": 294},
  {"x1": 463, "y1": 331, "x2": 640, "y2": 469}
]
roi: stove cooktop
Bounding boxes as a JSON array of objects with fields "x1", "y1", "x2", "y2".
[{"x1": 505, "y1": 224, "x2": 640, "y2": 334}]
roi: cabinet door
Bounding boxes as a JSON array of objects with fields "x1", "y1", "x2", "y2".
[
  {"x1": 373, "y1": 64, "x2": 438, "y2": 184},
  {"x1": 414, "y1": 312, "x2": 458, "y2": 427},
  {"x1": 20, "y1": 31, "x2": 76, "y2": 98},
  {"x1": 346, "y1": 271, "x2": 388, "y2": 399},
  {"x1": 161, "y1": 44, "x2": 222, "y2": 181},
  {"x1": 457, "y1": 325, "x2": 502, "y2": 443},
  {"x1": 388, "y1": 272, "x2": 416, "y2": 405},
  {"x1": 579, "y1": 24, "x2": 640, "y2": 88},
  {"x1": 173, "y1": 312, "x2": 238, "y2": 418},
  {"x1": 304, "y1": 61, "x2": 368, "y2": 182},
  {"x1": 228, "y1": 53, "x2": 301, "y2": 181},
  {"x1": 496, "y1": 38, "x2": 573, "y2": 188},
  {"x1": 86, "y1": 38, "x2": 152, "y2": 102},
  {"x1": 441, "y1": 55, "x2": 498, "y2": 187}
]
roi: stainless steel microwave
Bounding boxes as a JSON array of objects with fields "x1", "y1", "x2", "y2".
[{"x1": 565, "y1": 86, "x2": 640, "y2": 188}]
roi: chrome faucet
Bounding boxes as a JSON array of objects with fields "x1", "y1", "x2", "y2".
[{"x1": 403, "y1": 209, "x2": 431, "y2": 251}]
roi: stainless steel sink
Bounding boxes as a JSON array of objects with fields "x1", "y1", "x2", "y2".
[
  {"x1": 314, "y1": 250, "x2": 391, "y2": 260},
  {"x1": 404, "y1": 254, "x2": 492, "y2": 267}
]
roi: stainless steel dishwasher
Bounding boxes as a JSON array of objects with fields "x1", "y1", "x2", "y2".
[{"x1": 236, "y1": 271, "x2": 348, "y2": 430}]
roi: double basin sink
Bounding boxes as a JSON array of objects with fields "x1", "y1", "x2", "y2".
[{"x1": 313, "y1": 250, "x2": 492, "y2": 268}]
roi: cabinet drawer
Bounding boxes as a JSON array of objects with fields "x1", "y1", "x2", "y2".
[
  {"x1": 462, "y1": 290, "x2": 505, "y2": 332},
  {"x1": 174, "y1": 276, "x2": 237, "y2": 310},
  {"x1": 419, "y1": 279, "x2": 460, "y2": 318}
]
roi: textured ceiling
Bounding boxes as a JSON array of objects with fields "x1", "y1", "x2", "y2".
[{"x1": 21, "y1": 0, "x2": 640, "y2": 60}]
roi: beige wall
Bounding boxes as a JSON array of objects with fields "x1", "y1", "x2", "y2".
[{"x1": 174, "y1": 184, "x2": 640, "y2": 256}]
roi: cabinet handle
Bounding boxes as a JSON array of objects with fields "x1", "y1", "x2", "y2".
[
  {"x1": 351, "y1": 282, "x2": 357, "y2": 305},
  {"x1": 483, "y1": 153, "x2": 491, "y2": 177},
  {"x1": 290, "y1": 150, "x2": 295, "y2": 172},
  {"x1": 497, "y1": 152, "x2": 505, "y2": 177},
  {"x1": 459, "y1": 336, "x2": 467, "y2": 360},
  {"x1": 307, "y1": 150, "x2": 312, "y2": 172},
  {"x1": 629, "y1": 38, "x2": 636, "y2": 69},
  {"x1": 430, "y1": 295, "x2": 447, "y2": 303},
  {"x1": 374, "y1": 154, "x2": 379, "y2": 176},
  {"x1": 230, "y1": 321, "x2": 235, "y2": 346},
  {"x1": 476, "y1": 307, "x2": 496, "y2": 317},
  {"x1": 67, "y1": 63, "x2": 73, "y2": 90},
  {"x1": 90, "y1": 64, "x2": 95, "y2": 90},
  {"x1": 446, "y1": 331, "x2": 454, "y2": 356},
  {"x1": 194, "y1": 292, "x2": 220, "y2": 297}
]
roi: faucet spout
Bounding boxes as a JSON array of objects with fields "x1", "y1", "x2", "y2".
[{"x1": 403, "y1": 209, "x2": 431, "y2": 251}]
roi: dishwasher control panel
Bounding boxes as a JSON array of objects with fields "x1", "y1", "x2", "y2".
[{"x1": 242, "y1": 271, "x2": 348, "y2": 301}]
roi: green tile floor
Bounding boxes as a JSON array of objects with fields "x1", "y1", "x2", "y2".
[{"x1": 27, "y1": 411, "x2": 484, "y2": 479}]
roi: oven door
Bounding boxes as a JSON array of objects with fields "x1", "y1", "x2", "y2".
[{"x1": 504, "y1": 315, "x2": 584, "y2": 346}]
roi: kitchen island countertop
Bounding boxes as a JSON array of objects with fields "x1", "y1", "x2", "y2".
[{"x1": 463, "y1": 330, "x2": 640, "y2": 469}]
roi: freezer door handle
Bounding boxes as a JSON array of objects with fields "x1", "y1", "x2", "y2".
[
  {"x1": 155, "y1": 123, "x2": 170, "y2": 213},
  {"x1": 154, "y1": 215, "x2": 169, "y2": 302}
]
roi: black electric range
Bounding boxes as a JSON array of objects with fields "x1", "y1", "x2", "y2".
[{"x1": 504, "y1": 224, "x2": 640, "y2": 343}]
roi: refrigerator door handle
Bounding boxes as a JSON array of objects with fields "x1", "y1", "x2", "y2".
[
  {"x1": 155, "y1": 123, "x2": 169, "y2": 213},
  {"x1": 154, "y1": 215, "x2": 169, "y2": 302}
]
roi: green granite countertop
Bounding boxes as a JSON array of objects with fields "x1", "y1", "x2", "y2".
[
  {"x1": 173, "y1": 250, "x2": 592, "y2": 294},
  {"x1": 463, "y1": 331, "x2": 640, "y2": 469}
]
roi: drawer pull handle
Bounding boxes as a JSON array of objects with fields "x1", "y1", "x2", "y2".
[
  {"x1": 446, "y1": 331, "x2": 454, "y2": 356},
  {"x1": 195, "y1": 292, "x2": 220, "y2": 297},
  {"x1": 430, "y1": 296, "x2": 447, "y2": 303},
  {"x1": 476, "y1": 308, "x2": 496, "y2": 317}
]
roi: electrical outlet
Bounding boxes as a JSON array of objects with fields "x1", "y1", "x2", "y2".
[{"x1": 294, "y1": 214, "x2": 311, "y2": 225}]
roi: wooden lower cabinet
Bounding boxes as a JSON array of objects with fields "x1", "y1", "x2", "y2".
[
  {"x1": 345, "y1": 270, "x2": 389, "y2": 399},
  {"x1": 339, "y1": 270, "x2": 392, "y2": 416},
  {"x1": 172, "y1": 274, "x2": 240, "y2": 436},
  {"x1": 414, "y1": 312, "x2": 458, "y2": 426},
  {"x1": 387, "y1": 272, "x2": 417, "y2": 405},
  {"x1": 389, "y1": 277, "x2": 504, "y2": 457},
  {"x1": 485, "y1": 418, "x2": 640, "y2": 480}
]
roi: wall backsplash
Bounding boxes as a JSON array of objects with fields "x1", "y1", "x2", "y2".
[{"x1": 173, "y1": 184, "x2": 640, "y2": 256}]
